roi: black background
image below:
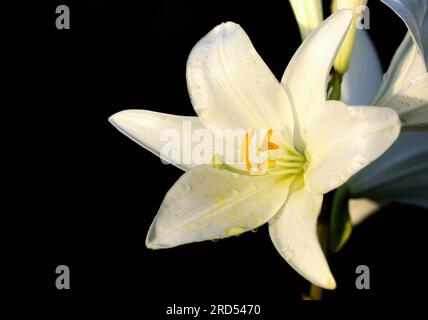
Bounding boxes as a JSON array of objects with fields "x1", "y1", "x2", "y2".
[{"x1": 3, "y1": 0, "x2": 428, "y2": 303}]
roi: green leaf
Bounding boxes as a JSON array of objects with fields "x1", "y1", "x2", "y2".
[{"x1": 329, "y1": 184, "x2": 353, "y2": 253}]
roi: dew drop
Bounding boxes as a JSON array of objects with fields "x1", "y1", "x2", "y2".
[
  {"x1": 183, "y1": 183, "x2": 192, "y2": 192},
  {"x1": 232, "y1": 189, "x2": 240, "y2": 196},
  {"x1": 284, "y1": 249, "x2": 295, "y2": 261},
  {"x1": 226, "y1": 227, "x2": 245, "y2": 237},
  {"x1": 251, "y1": 228, "x2": 258, "y2": 233},
  {"x1": 279, "y1": 245, "x2": 294, "y2": 261},
  {"x1": 294, "y1": 215, "x2": 302, "y2": 223}
]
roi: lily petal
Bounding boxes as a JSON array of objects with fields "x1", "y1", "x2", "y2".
[
  {"x1": 348, "y1": 133, "x2": 428, "y2": 225},
  {"x1": 383, "y1": 73, "x2": 428, "y2": 129},
  {"x1": 372, "y1": 33, "x2": 427, "y2": 107},
  {"x1": 186, "y1": 22, "x2": 294, "y2": 147},
  {"x1": 304, "y1": 101, "x2": 401, "y2": 194},
  {"x1": 423, "y1": 10, "x2": 428, "y2": 63},
  {"x1": 146, "y1": 165, "x2": 292, "y2": 249},
  {"x1": 348, "y1": 132, "x2": 428, "y2": 204},
  {"x1": 281, "y1": 10, "x2": 353, "y2": 151},
  {"x1": 341, "y1": 30, "x2": 383, "y2": 105},
  {"x1": 381, "y1": 0, "x2": 428, "y2": 62},
  {"x1": 348, "y1": 198, "x2": 380, "y2": 225},
  {"x1": 269, "y1": 186, "x2": 335, "y2": 289},
  {"x1": 109, "y1": 110, "x2": 209, "y2": 171}
]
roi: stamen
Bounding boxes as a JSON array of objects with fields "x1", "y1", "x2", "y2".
[
  {"x1": 254, "y1": 159, "x2": 276, "y2": 173},
  {"x1": 245, "y1": 131, "x2": 251, "y2": 172},
  {"x1": 280, "y1": 168, "x2": 304, "y2": 175},
  {"x1": 278, "y1": 155, "x2": 305, "y2": 163},
  {"x1": 258, "y1": 129, "x2": 279, "y2": 152},
  {"x1": 267, "y1": 159, "x2": 276, "y2": 168},
  {"x1": 275, "y1": 161, "x2": 304, "y2": 168},
  {"x1": 241, "y1": 128, "x2": 256, "y2": 172},
  {"x1": 239, "y1": 128, "x2": 304, "y2": 176}
]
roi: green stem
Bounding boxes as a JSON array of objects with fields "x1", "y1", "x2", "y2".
[
  {"x1": 309, "y1": 282, "x2": 324, "y2": 300},
  {"x1": 328, "y1": 70, "x2": 343, "y2": 101}
]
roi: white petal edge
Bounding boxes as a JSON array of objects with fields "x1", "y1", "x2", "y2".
[
  {"x1": 381, "y1": 0, "x2": 427, "y2": 64},
  {"x1": 269, "y1": 187, "x2": 336, "y2": 289},
  {"x1": 341, "y1": 30, "x2": 383, "y2": 105},
  {"x1": 281, "y1": 9, "x2": 353, "y2": 151},
  {"x1": 348, "y1": 198, "x2": 380, "y2": 225},
  {"x1": 349, "y1": 132, "x2": 428, "y2": 195},
  {"x1": 372, "y1": 33, "x2": 427, "y2": 106},
  {"x1": 384, "y1": 73, "x2": 428, "y2": 129},
  {"x1": 423, "y1": 10, "x2": 428, "y2": 63},
  {"x1": 146, "y1": 165, "x2": 292, "y2": 249},
  {"x1": 304, "y1": 101, "x2": 401, "y2": 194},
  {"x1": 109, "y1": 110, "x2": 210, "y2": 171},
  {"x1": 186, "y1": 22, "x2": 294, "y2": 148}
]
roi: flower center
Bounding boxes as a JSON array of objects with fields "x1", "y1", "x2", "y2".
[{"x1": 241, "y1": 128, "x2": 306, "y2": 176}]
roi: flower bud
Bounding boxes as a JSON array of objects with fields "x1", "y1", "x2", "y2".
[
  {"x1": 289, "y1": 0, "x2": 324, "y2": 40},
  {"x1": 332, "y1": 0, "x2": 368, "y2": 74}
]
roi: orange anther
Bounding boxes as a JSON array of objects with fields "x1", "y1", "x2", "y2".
[
  {"x1": 241, "y1": 128, "x2": 277, "y2": 174},
  {"x1": 258, "y1": 129, "x2": 279, "y2": 152},
  {"x1": 267, "y1": 159, "x2": 276, "y2": 168}
]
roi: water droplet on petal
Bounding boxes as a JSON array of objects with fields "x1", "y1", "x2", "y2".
[
  {"x1": 284, "y1": 249, "x2": 295, "y2": 261},
  {"x1": 226, "y1": 227, "x2": 245, "y2": 237},
  {"x1": 183, "y1": 183, "x2": 192, "y2": 192},
  {"x1": 279, "y1": 244, "x2": 295, "y2": 261},
  {"x1": 232, "y1": 189, "x2": 240, "y2": 196},
  {"x1": 251, "y1": 228, "x2": 258, "y2": 233}
]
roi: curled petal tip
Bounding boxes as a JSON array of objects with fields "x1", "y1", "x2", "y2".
[
  {"x1": 326, "y1": 277, "x2": 337, "y2": 290},
  {"x1": 212, "y1": 21, "x2": 240, "y2": 33},
  {"x1": 145, "y1": 243, "x2": 160, "y2": 250},
  {"x1": 108, "y1": 112, "x2": 119, "y2": 125},
  {"x1": 145, "y1": 222, "x2": 168, "y2": 250},
  {"x1": 308, "y1": 269, "x2": 337, "y2": 290},
  {"x1": 145, "y1": 236, "x2": 167, "y2": 250},
  {"x1": 310, "y1": 271, "x2": 337, "y2": 290},
  {"x1": 108, "y1": 109, "x2": 131, "y2": 127}
]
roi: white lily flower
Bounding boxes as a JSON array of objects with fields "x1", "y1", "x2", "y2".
[
  {"x1": 347, "y1": 131, "x2": 428, "y2": 225},
  {"x1": 340, "y1": 1, "x2": 428, "y2": 226},
  {"x1": 109, "y1": 10, "x2": 401, "y2": 289},
  {"x1": 342, "y1": 0, "x2": 428, "y2": 129},
  {"x1": 288, "y1": 0, "x2": 323, "y2": 40}
]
